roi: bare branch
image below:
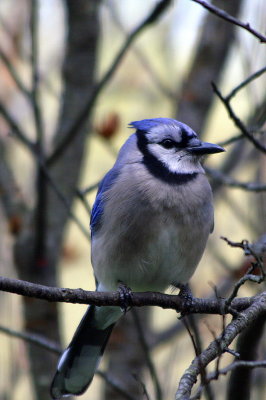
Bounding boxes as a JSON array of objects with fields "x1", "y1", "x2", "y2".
[
  {"x1": 227, "y1": 314, "x2": 265, "y2": 400},
  {"x1": 193, "y1": 359, "x2": 266, "y2": 399},
  {"x1": 218, "y1": 129, "x2": 265, "y2": 148},
  {"x1": 76, "y1": 188, "x2": 92, "y2": 217},
  {"x1": 0, "y1": 325, "x2": 137, "y2": 400},
  {"x1": 30, "y1": 0, "x2": 44, "y2": 144},
  {"x1": 213, "y1": 360, "x2": 266, "y2": 376},
  {"x1": 0, "y1": 102, "x2": 35, "y2": 150},
  {"x1": 0, "y1": 275, "x2": 259, "y2": 314},
  {"x1": 0, "y1": 102, "x2": 91, "y2": 240},
  {"x1": 0, "y1": 48, "x2": 31, "y2": 97},
  {"x1": 47, "y1": 0, "x2": 173, "y2": 165},
  {"x1": 175, "y1": 292, "x2": 266, "y2": 399},
  {"x1": 212, "y1": 83, "x2": 266, "y2": 154},
  {"x1": 0, "y1": 139, "x2": 28, "y2": 234},
  {"x1": 226, "y1": 66, "x2": 266, "y2": 101},
  {"x1": 97, "y1": 371, "x2": 138, "y2": 400},
  {"x1": 38, "y1": 160, "x2": 91, "y2": 241},
  {"x1": 0, "y1": 325, "x2": 61, "y2": 354},
  {"x1": 192, "y1": 0, "x2": 266, "y2": 43},
  {"x1": 221, "y1": 237, "x2": 265, "y2": 307},
  {"x1": 132, "y1": 309, "x2": 163, "y2": 400},
  {"x1": 107, "y1": 3, "x2": 176, "y2": 100},
  {"x1": 206, "y1": 167, "x2": 266, "y2": 192}
]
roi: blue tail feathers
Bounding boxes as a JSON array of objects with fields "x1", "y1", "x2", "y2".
[{"x1": 50, "y1": 305, "x2": 121, "y2": 398}]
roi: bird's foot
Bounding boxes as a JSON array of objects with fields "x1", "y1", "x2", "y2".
[
  {"x1": 177, "y1": 283, "x2": 194, "y2": 317},
  {"x1": 117, "y1": 281, "x2": 132, "y2": 314}
]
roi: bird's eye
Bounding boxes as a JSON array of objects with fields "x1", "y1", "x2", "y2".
[{"x1": 159, "y1": 139, "x2": 175, "y2": 149}]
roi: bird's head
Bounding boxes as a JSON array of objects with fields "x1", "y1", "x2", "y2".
[{"x1": 130, "y1": 118, "x2": 224, "y2": 176}]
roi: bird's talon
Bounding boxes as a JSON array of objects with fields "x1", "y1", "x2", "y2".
[
  {"x1": 118, "y1": 281, "x2": 132, "y2": 313},
  {"x1": 178, "y1": 284, "x2": 194, "y2": 317}
]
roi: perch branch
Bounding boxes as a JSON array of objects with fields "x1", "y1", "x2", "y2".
[{"x1": 0, "y1": 275, "x2": 260, "y2": 314}]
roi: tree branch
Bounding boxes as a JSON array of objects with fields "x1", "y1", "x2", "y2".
[
  {"x1": 206, "y1": 167, "x2": 266, "y2": 192},
  {"x1": 0, "y1": 275, "x2": 259, "y2": 314},
  {"x1": 132, "y1": 309, "x2": 163, "y2": 400},
  {"x1": 225, "y1": 66, "x2": 266, "y2": 101},
  {"x1": 0, "y1": 48, "x2": 31, "y2": 98},
  {"x1": 47, "y1": 0, "x2": 172, "y2": 165},
  {"x1": 0, "y1": 325, "x2": 138, "y2": 400},
  {"x1": 175, "y1": 292, "x2": 266, "y2": 399},
  {"x1": 226, "y1": 314, "x2": 266, "y2": 400},
  {"x1": 212, "y1": 83, "x2": 266, "y2": 154},
  {"x1": 0, "y1": 138, "x2": 28, "y2": 234},
  {"x1": 0, "y1": 101, "x2": 35, "y2": 150},
  {"x1": 192, "y1": 0, "x2": 266, "y2": 43},
  {"x1": 0, "y1": 324, "x2": 61, "y2": 354}
]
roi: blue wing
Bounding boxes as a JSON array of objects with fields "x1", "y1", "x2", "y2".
[{"x1": 90, "y1": 168, "x2": 120, "y2": 236}]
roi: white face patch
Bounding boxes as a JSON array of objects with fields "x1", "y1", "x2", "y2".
[
  {"x1": 140, "y1": 120, "x2": 204, "y2": 175},
  {"x1": 147, "y1": 143, "x2": 204, "y2": 174}
]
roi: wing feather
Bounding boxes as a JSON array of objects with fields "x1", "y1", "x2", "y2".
[{"x1": 90, "y1": 168, "x2": 120, "y2": 236}]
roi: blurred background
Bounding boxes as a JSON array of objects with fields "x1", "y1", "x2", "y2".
[{"x1": 0, "y1": 0, "x2": 265, "y2": 399}]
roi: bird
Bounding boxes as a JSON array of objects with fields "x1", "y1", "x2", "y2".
[{"x1": 50, "y1": 117, "x2": 224, "y2": 398}]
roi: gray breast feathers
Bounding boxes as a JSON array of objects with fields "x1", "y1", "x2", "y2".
[{"x1": 91, "y1": 162, "x2": 214, "y2": 292}]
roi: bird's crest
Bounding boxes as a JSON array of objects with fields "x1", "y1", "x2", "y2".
[{"x1": 129, "y1": 118, "x2": 178, "y2": 133}]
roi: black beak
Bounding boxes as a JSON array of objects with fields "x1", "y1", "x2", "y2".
[{"x1": 187, "y1": 141, "x2": 225, "y2": 155}]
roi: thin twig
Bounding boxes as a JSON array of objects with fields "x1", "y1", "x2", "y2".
[
  {"x1": 132, "y1": 309, "x2": 163, "y2": 400},
  {"x1": 221, "y1": 237, "x2": 265, "y2": 307},
  {"x1": 186, "y1": 315, "x2": 216, "y2": 400},
  {"x1": 97, "y1": 371, "x2": 138, "y2": 400},
  {"x1": 30, "y1": 0, "x2": 44, "y2": 144},
  {"x1": 76, "y1": 188, "x2": 92, "y2": 216},
  {"x1": 209, "y1": 360, "x2": 266, "y2": 377},
  {"x1": 38, "y1": 159, "x2": 91, "y2": 241},
  {"x1": 212, "y1": 83, "x2": 266, "y2": 154},
  {"x1": 0, "y1": 325, "x2": 61, "y2": 353},
  {"x1": 0, "y1": 325, "x2": 137, "y2": 400},
  {"x1": 107, "y1": 3, "x2": 176, "y2": 100},
  {"x1": 218, "y1": 132, "x2": 244, "y2": 147},
  {"x1": 193, "y1": 359, "x2": 266, "y2": 399},
  {"x1": 0, "y1": 48, "x2": 31, "y2": 97},
  {"x1": 0, "y1": 102, "x2": 91, "y2": 241},
  {"x1": 30, "y1": 0, "x2": 49, "y2": 272},
  {"x1": 47, "y1": 0, "x2": 172, "y2": 165},
  {"x1": 192, "y1": 0, "x2": 266, "y2": 43},
  {"x1": 226, "y1": 66, "x2": 266, "y2": 101},
  {"x1": 206, "y1": 167, "x2": 266, "y2": 192},
  {"x1": 175, "y1": 292, "x2": 266, "y2": 399},
  {"x1": 133, "y1": 374, "x2": 151, "y2": 400},
  {"x1": 0, "y1": 102, "x2": 35, "y2": 150},
  {"x1": 218, "y1": 129, "x2": 265, "y2": 147},
  {"x1": 183, "y1": 317, "x2": 212, "y2": 400},
  {"x1": 79, "y1": 181, "x2": 100, "y2": 196}
]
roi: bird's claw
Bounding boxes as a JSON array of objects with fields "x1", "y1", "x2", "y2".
[
  {"x1": 118, "y1": 281, "x2": 132, "y2": 314},
  {"x1": 177, "y1": 283, "x2": 194, "y2": 317}
]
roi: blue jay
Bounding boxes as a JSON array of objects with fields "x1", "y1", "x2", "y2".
[{"x1": 50, "y1": 118, "x2": 224, "y2": 398}]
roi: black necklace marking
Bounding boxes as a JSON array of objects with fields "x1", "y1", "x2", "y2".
[{"x1": 136, "y1": 131, "x2": 198, "y2": 185}]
